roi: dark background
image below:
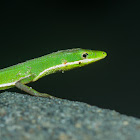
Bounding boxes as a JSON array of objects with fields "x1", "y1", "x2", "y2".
[{"x1": 0, "y1": 1, "x2": 140, "y2": 118}]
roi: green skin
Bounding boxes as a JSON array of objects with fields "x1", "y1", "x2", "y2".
[{"x1": 0, "y1": 48, "x2": 107, "y2": 98}]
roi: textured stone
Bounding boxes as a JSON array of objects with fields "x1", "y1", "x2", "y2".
[{"x1": 0, "y1": 92, "x2": 140, "y2": 140}]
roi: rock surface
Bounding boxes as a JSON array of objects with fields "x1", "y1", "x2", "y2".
[{"x1": 0, "y1": 92, "x2": 140, "y2": 140}]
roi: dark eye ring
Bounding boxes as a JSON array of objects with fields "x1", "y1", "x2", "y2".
[{"x1": 82, "y1": 53, "x2": 88, "y2": 59}]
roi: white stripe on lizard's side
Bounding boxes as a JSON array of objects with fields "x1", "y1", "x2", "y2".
[
  {"x1": 33, "y1": 58, "x2": 99, "y2": 81},
  {"x1": 0, "y1": 75, "x2": 31, "y2": 88},
  {"x1": 0, "y1": 82, "x2": 16, "y2": 87}
]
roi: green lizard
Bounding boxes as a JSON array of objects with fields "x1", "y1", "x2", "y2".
[{"x1": 0, "y1": 48, "x2": 107, "y2": 98}]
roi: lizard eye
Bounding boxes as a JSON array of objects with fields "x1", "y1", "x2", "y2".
[{"x1": 82, "y1": 53, "x2": 88, "y2": 59}]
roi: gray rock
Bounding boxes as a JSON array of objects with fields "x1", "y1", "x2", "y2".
[{"x1": 0, "y1": 92, "x2": 140, "y2": 140}]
